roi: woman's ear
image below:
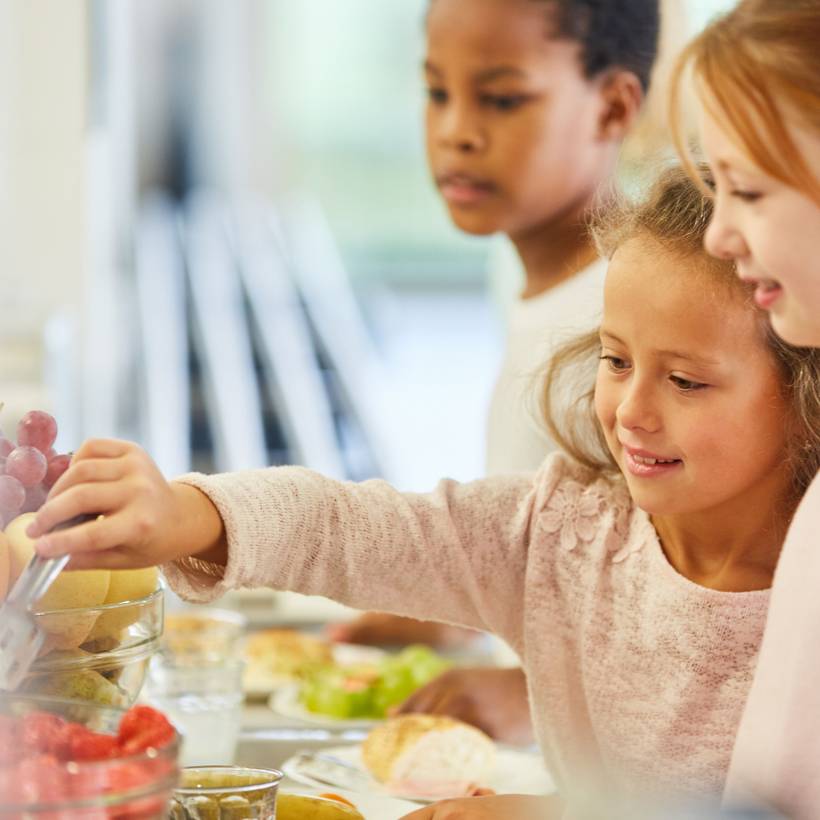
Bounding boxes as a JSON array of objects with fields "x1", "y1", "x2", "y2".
[{"x1": 597, "y1": 70, "x2": 644, "y2": 142}]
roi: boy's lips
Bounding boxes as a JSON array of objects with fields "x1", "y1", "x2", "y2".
[{"x1": 436, "y1": 171, "x2": 496, "y2": 206}]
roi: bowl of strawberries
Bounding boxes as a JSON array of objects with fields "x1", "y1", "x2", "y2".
[{"x1": 0, "y1": 693, "x2": 180, "y2": 818}]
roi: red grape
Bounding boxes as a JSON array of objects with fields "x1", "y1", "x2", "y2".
[
  {"x1": 44, "y1": 454, "x2": 72, "y2": 489},
  {"x1": 0, "y1": 475, "x2": 25, "y2": 515},
  {"x1": 5, "y1": 446, "x2": 48, "y2": 488},
  {"x1": 0, "y1": 438, "x2": 13, "y2": 458},
  {"x1": 21, "y1": 483, "x2": 48, "y2": 514},
  {"x1": 16, "y1": 411, "x2": 58, "y2": 455}
]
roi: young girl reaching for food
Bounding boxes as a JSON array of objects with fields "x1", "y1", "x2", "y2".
[{"x1": 27, "y1": 166, "x2": 820, "y2": 817}]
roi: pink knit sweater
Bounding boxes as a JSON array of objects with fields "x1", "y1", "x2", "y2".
[
  {"x1": 724, "y1": 472, "x2": 820, "y2": 819},
  {"x1": 165, "y1": 453, "x2": 768, "y2": 801}
]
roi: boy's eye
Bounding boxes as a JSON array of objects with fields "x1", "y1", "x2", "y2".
[
  {"x1": 600, "y1": 354, "x2": 630, "y2": 373},
  {"x1": 480, "y1": 94, "x2": 527, "y2": 112},
  {"x1": 426, "y1": 87, "x2": 448, "y2": 105},
  {"x1": 670, "y1": 375, "x2": 707, "y2": 392}
]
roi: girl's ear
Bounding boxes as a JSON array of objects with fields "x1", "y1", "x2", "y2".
[{"x1": 596, "y1": 70, "x2": 644, "y2": 142}]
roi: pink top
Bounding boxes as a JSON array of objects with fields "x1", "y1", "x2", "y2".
[
  {"x1": 724, "y1": 472, "x2": 820, "y2": 819},
  {"x1": 165, "y1": 453, "x2": 769, "y2": 801}
]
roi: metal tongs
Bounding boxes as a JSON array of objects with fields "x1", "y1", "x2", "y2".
[{"x1": 0, "y1": 514, "x2": 96, "y2": 690}]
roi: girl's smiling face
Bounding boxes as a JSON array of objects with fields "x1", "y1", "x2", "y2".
[
  {"x1": 700, "y1": 109, "x2": 820, "y2": 347},
  {"x1": 594, "y1": 235, "x2": 792, "y2": 518},
  {"x1": 423, "y1": 0, "x2": 621, "y2": 239}
]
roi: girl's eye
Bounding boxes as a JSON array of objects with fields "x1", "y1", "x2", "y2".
[
  {"x1": 670, "y1": 375, "x2": 707, "y2": 392},
  {"x1": 426, "y1": 87, "x2": 448, "y2": 105},
  {"x1": 600, "y1": 354, "x2": 630, "y2": 373},
  {"x1": 730, "y1": 189, "x2": 762, "y2": 203},
  {"x1": 480, "y1": 94, "x2": 527, "y2": 112}
]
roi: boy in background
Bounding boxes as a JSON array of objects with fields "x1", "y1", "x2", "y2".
[{"x1": 331, "y1": 0, "x2": 660, "y2": 745}]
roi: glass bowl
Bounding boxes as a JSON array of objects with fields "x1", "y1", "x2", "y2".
[
  {"x1": 21, "y1": 585, "x2": 164, "y2": 707},
  {"x1": 170, "y1": 765, "x2": 283, "y2": 819},
  {"x1": 162, "y1": 607, "x2": 248, "y2": 661},
  {"x1": 0, "y1": 692, "x2": 180, "y2": 819}
]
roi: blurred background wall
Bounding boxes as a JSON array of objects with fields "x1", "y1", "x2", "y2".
[{"x1": 1, "y1": 0, "x2": 736, "y2": 491}]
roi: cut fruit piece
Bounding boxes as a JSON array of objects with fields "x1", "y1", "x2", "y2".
[
  {"x1": 0, "y1": 531, "x2": 9, "y2": 600},
  {"x1": 276, "y1": 792, "x2": 364, "y2": 820},
  {"x1": 4, "y1": 512, "x2": 111, "y2": 648},
  {"x1": 86, "y1": 567, "x2": 160, "y2": 642}
]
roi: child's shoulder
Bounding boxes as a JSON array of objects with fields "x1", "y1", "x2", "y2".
[{"x1": 533, "y1": 452, "x2": 647, "y2": 562}]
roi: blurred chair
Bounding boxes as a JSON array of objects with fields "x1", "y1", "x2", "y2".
[
  {"x1": 183, "y1": 191, "x2": 268, "y2": 471},
  {"x1": 275, "y1": 195, "x2": 400, "y2": 482},
  {"x1": 134, "y1": 191, "x2": 191, "y2": 478},
  {"x1": 229, "y1": 195, "x2": 346, "y2": 479}
]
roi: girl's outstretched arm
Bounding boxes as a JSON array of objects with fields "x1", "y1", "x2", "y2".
[{"x1": 26, "y1": 437, "x2": 549, "y2": 640}]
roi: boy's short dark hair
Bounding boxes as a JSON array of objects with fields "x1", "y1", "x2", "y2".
[{"x1": 540, "y1": 0, "x2": 660, "y2": 92}]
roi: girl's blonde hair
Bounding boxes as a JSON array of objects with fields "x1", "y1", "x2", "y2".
[
  {"x1": 669, "y1": 0, "x2": 820, "y2": 204},
  {"x1": 542, "y1": 165, "x2": 820, "y2": 498}
]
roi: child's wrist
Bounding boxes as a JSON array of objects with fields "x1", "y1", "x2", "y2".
[{"x1": 169, "y1": 481, "x2": 228, "y2": 567}]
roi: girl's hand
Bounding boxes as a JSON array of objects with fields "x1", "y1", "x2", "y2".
[
  {"x1": 392, "y1": 667, "x2": 534, "y2": 746},
  {"x1": 24, "y1": 438, "x2": 224, "y2": 571},
  {"x1": 400, "y1": 794, "x2": 559, "y2": 819}
]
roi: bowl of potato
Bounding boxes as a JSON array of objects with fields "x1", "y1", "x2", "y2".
[{"x1": 1, "y1": 511, "x2": 163, "y2": 707}]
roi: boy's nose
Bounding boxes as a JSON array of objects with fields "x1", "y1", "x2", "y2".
[{"x1": 438, "y1": 109, "x2": 486, "y2": 152}]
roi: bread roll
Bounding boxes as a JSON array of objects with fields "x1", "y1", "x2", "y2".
[{"x1": 362, "y1": 714, "x2": 496, "y2": 798}]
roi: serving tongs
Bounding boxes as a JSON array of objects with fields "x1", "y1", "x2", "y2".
[{"x1": 0, "y1": 514, "x2": 96, "y2": 691}]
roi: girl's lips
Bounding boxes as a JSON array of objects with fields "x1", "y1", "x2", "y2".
[
  {"x1": 621, "y1": 447, "x2": 682, "y2": 478},
  {"x1": 753, "y1": 279, "x2": 783, "y2": 311}
]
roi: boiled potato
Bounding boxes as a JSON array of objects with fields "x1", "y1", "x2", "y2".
[
  {"x1": 85, "y1": 566, "x2": 160, "y2": 641},
  {"x1": 276, "y1": 792, "x2": 364, "y2": 820},
  {"x1": 0, "y1": 531, "x2": 9, "y2": 600},
  {"x1": 4, "y1": 512, "x2": 110, "y2": 648}
]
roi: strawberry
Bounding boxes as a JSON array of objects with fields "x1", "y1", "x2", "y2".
[
  {"x1": 117, "y1": 705, "x2": 175, "y2": 754},
  {"x1": 20, "y1": 712, "x2": 67, "y2": 756},
  {"x1": 68, "y1": 727, "x2": 120, "y2": 761}
]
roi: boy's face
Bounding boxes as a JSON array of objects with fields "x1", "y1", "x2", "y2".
[
  {"x1": 594, "y1": 236, "x2": 791, "y2": 521},
  {"x1": 424, "y1": 0, "x2": 614, "y2": 239},
  {"x1": 699, "y1": 107, "x2": 820, "y2": 348}
]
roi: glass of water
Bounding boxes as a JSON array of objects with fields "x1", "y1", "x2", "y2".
[{"x1": 142, "y1": 653, "x2": 245, "y2": 767}]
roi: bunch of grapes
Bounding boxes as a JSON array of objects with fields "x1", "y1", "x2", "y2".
[{"x1": 0, "y1": 410, "x2": 71, "y2": 528}]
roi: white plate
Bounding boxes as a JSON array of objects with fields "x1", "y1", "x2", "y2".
[
  {"x1": 244, "y1": 642, "x2": 387, "y2": 699},
  {"x1": 282, "y1": 787, "x2": 418, "y2": 820},
  {"x1": 268, "y1": 683, "x2": 383, "y2": 730},
  {"x1": 281, "y1": 743, "x2": 555, "y2": 804}
]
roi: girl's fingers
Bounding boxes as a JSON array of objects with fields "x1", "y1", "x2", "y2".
[
  {"x1": 47, "y1": 456, "x2": 128, "y2": 499},
  {"x1": 395, "y1": 685, "x2": 449, "y2": 716},
  {"x1": 398, "y1": 807, "x2": 435, "y2": 819},
  {"x1": 34, "y1": 509, "x2": 149, "y2": 564},
  {"x1": 27, "y1": 482, "x2": 133, "y2": 541},
  {"x1": 70, "y1": 438, "x2": 136, "y2": 462}
]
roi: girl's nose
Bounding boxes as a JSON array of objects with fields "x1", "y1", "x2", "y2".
[
  {"x1": 615, "y1": 383, "x2": 661, "y2": 434},
  {"x1": 704, "y1": 199, "x2": 748, "y2": 261}
]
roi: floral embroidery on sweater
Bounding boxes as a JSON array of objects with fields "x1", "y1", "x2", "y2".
[{"x1": 541, "y1": 472, "x2": 640, "y2": 561}]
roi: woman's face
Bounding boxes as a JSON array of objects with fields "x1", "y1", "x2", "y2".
[{"x1": 700, "y1": 109, "x2": 820, "y2": 347}]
